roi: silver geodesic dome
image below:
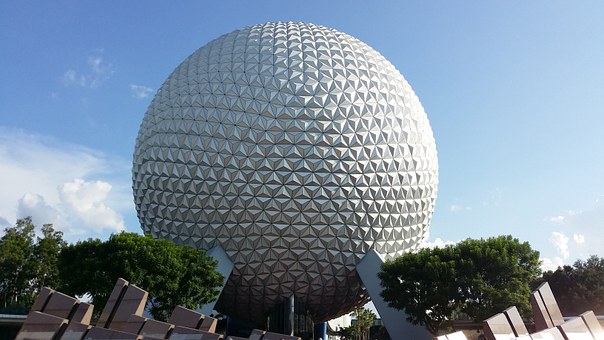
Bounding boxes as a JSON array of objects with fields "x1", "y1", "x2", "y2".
[{"x1": 132, "y1": 22, "x2": 438, "y2": 323}]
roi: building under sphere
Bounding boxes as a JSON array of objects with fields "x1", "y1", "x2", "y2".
[{"x1": 132, "y1": 22, "x2": 438, "y2": 338}]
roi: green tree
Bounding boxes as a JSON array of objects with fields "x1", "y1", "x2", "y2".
[
  {"x1": 540, "y1": 255, "x2": 604, "y2": 315},
  {"x1": 0, "y1": 218, "x2": 36, "y2": 310},
  {"x1": 378, "y1": 245, "x2": 459, "y2": 334},
  {"x1": 351, "y1": 307, "x2": 376, "y2": 340},
  {"x1": 338, "y1": 324, "x2": 357, "y2": 339},
  {"x1": 0, "y1": 218, "x2": 67, "y2": 313},
  {"x1": 378, "y1": 235, "x2": 541, "y2": 335},
  {"x1": 455, "y1": 236, "x2": 541, "y2": 321},
  {"x1": 59, "y1": 232, "x2": 224, "y2": 321},
  {"x1": 32, "y1": 224, "x2": 66, "y2": 291}
]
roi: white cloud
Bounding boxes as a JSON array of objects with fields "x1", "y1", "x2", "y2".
[
  {"x1": 59, "y1": 179, "x2": 125, "y2": 233},
  {"x1": 0, "y1": 217, "x2": 10, "y2": 229},
  {"x1": 62, "y1": 69, "x2": 87, "y2": 87},
  {"x1": 548, "y1": 215, "x2": 565, "y2": 224},
  {"x1": 540, "y1": 257, "x2": 564, "y2": 272},
  {"x1": 17, "y1": 193, "x2": 64, "y2": 228},
  {"x1": 549, "y1": 231, "x2": 570, "y2": 260},
  {"x1": 87, "y1": 55, "x2": 115, "y2": 88},
  {"x1": 544, "y1": 198, "x2": 604, "y2": 257},
  {"x1": 62, "y1": 50, "x2": 115, "y2": 88},
  {"x1": 419, "y1": 237, "x2": 457, "y2": 249},
  {"x1": 130, "y1": 84, "x2": 154, "y2": 99},
  {"x1": 0, "y1": 127, "x2": 131, "y2": 241},
  {"x1": 449, "y1": 204, "x2": 471, "y2": 213}
]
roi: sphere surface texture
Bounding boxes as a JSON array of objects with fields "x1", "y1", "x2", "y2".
[{"x1": 133, "y1": 22, "x2": 438, "y2": 323}]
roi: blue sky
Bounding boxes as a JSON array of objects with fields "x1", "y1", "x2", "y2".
[{"x1": 1, "y1": 1, "x2": 603, "y2": 270}]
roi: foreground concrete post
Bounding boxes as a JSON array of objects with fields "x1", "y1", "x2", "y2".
[{"x1": 356, "y1": 249, "x2": 432, "y2": 340}]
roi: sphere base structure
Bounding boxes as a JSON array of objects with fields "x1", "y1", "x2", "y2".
[{"x1": 204, "y1": 248, "x2": 432, "y2": 339}]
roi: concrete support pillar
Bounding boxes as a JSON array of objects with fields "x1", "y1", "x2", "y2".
[
  {"x1": 288, "y1": 295, "x2": 295, "y2": 336},
  {"x1": 200, "y1": 245, "x2": 234, "y2": 316},
  {"x1": 356, "y1": 249, "x2": 432, "y2": 340}
]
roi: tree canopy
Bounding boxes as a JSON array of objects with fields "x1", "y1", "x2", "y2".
[
  {"x1": 540, "y1": 255, "x2": 604, "y2": 316},
  {"x1": 353, "y1": 307, "x2": 377, "y2": 340},
  {"x1": 59, "y1": 232, "x2": 224, "y2": 321},
  {"x1": 0, "y1": 218, "x2": 66, "y2": 313},
  {"x1": 378, "y1": 235, "x2": 541, "y2": 334},
  {"x1": 338, "y1": 307, "x2": 377, "y2": 340}
]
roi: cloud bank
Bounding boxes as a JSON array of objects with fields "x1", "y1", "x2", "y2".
[{"x1": 0, "y1": 127, "x2": 130, "y2": 240}]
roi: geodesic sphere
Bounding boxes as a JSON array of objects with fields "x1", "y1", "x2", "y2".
[{"x1": 132, "y1": 22, "x2": 438, "y2": 323}]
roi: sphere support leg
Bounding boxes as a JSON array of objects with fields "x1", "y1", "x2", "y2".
[
  {"x1": 356, "y1": 249, "x2": 432, "y2": 340},
  {"x1": 199, "y1": 245, "x2": 234, "y2": 316}
]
